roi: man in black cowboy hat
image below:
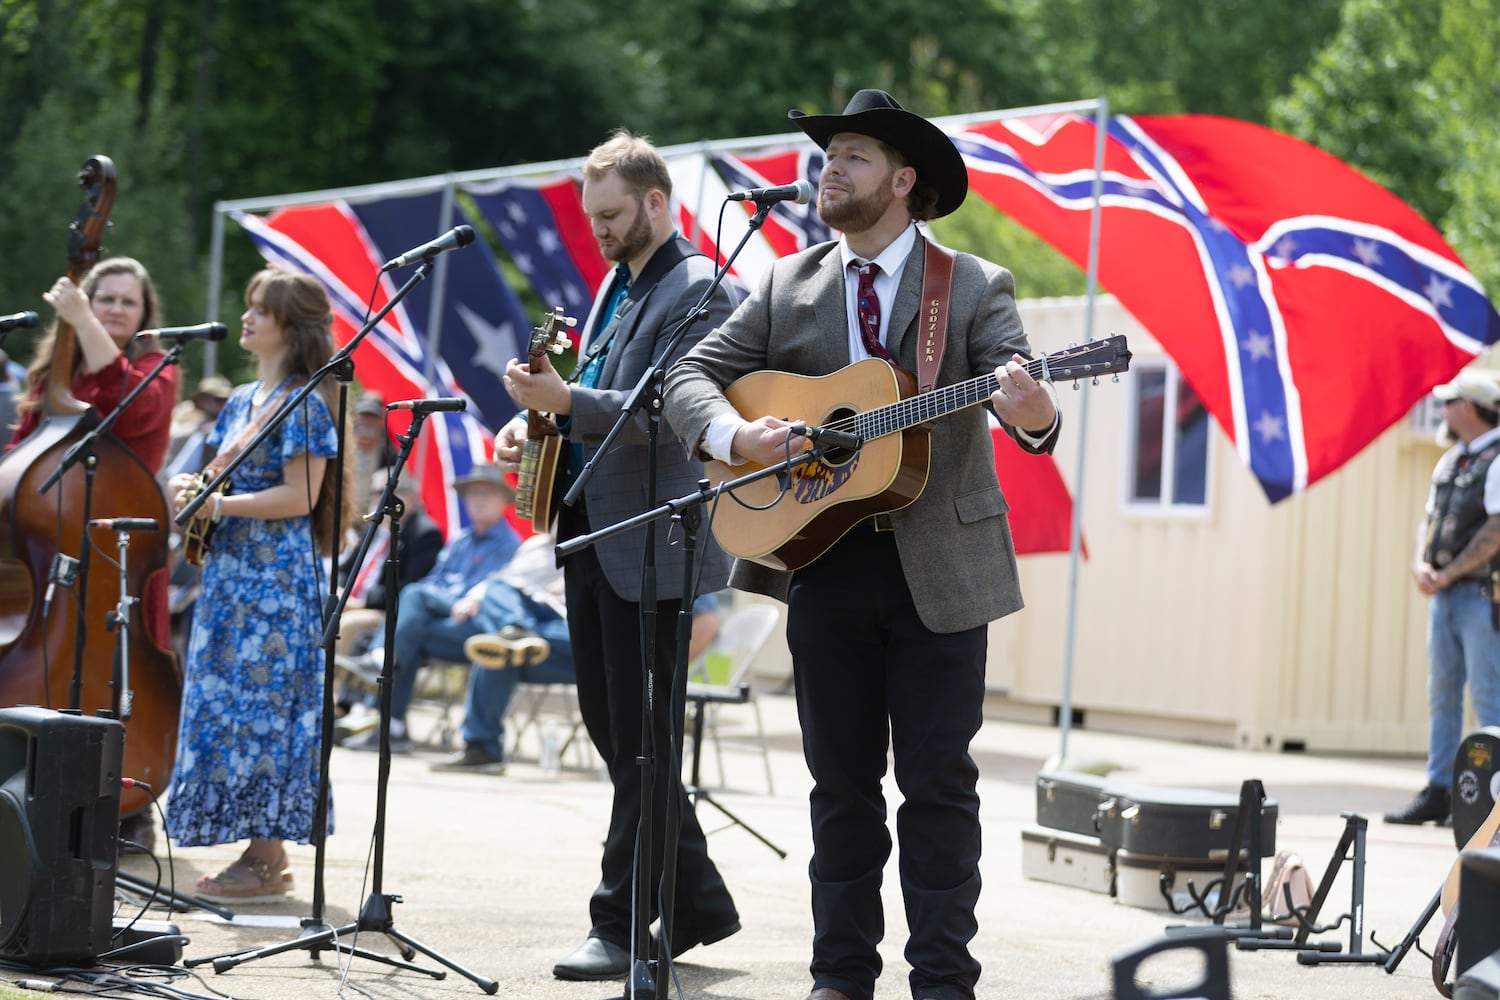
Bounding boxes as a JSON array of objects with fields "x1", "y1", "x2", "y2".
[{"x1": 665, "y1": 90, "x2": 1061, "y2": 1000}]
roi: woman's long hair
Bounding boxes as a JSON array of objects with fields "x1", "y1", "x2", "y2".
[
  {"x1": 16, "y1": 256, "x2": 164, "y2": 423},
  {"x1": 245, "y1": 268, "x2": 356, "y2": 556}
]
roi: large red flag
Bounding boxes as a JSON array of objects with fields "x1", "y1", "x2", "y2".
[{"x1": 954, "y1": 113, "x2": 1500, "y2": 501}]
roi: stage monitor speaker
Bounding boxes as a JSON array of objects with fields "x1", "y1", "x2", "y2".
[
  {"x1": 1459, "y1": 847, "x2": 1500, "y2": 989},
  {"x1": 1454, "y1": 727, "x2": 1500, "y2": 850},
  {"x1": 0, "y1": 706, "x2": 123, "y2": 966}
]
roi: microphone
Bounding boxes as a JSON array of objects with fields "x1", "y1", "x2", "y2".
[
  {"x1": 387, "y1": 397, "x2": 467, "y2": 413},
  {"x1": 135, "y1": 322, "x2": 228, "y2": 343},
  {"x1": 727, "y1": 179, "x2": 815, "y2": 206},
  {"x1": 790, "y1": 424, "x2": 863, "y2": 451},
  {"x1": 379, "y1": 225, "x2": 476, "y2": 272},
  {"x1": 43, "y1": 553, "x2": 78, "y2": 610},
  {"x1": 0, "y1": 310, "x2": 39, "y2": 333},
  {"x1": 90, "y1": 517, "x2": 160, "y2": 532}
]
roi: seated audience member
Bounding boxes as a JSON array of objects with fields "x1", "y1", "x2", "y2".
[
  {"x1": 339, "y1": 463, "x2": 520, "y2": 752},
  {"x1": 436, "y1": 588, "x2": 723, "y2": 773},
  {"x1": 430, "y1": 533, "x2": 575, "y2": 772}
]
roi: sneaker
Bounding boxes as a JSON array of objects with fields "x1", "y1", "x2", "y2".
[
  {"x1": 343, "y1": 724, "x2": 412, "y2": 755},
  {"x1": 466, "y1": 626, "x2": 550, "y2": 669},
  {"x1": 334, "y1": 651, "x2": 383, "y2": 688},
  {"x1": 429, "y1": 744, "x2": 506, "y2": 774},
  {"x1": 1383, "y1": 783, "x2": 1450, "y2": 825},
  {"x1": 333, "y1": 707, "x2": 377, "y2": 745}
]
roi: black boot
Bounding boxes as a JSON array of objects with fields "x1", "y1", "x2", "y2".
[{"x1": 1383, "y1": 783, "x2": 1451, "y2": 825}]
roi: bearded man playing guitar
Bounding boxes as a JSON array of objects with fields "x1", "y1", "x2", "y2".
[
  {"x1": 493, "y1": 129, "x2": 740, "y2": 982},
  {"x1": 664, "y1": 90, "x2": 1061, "y2": 1000}
]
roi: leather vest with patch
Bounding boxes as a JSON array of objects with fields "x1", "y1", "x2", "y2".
[{"x1": 1426, "y1": 440, "x2": 1500, "y2": 571}]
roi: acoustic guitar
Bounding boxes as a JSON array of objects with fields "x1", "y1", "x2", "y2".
[
  {"x1": 513, "y1": 307, "x2": 575, "y2": 531},
  {"x1": 704, "y1": 335, "x2": 1132, "y2": 571},
  {"x1": 1433, "y1": 794, "x2": 1500, "y2": 996}
]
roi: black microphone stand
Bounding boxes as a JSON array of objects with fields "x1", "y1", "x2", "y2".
[
  {"x1": 558, "y1": 201, "x2": 777, "y2": 1000},
  {"x1": 179, "y1": 260, "x2": 495, "y2": 993},
  {"x1": 31, "y1": 338, "x2": 232, "y2": 917},
  {"x1": 191, "y1": 405, "x2": 497, "y2": 992},
  {"x1": 558, "y1": 449, "x2": 831, "y2": 1000},
  {"x1": 39, "y1": 337, "x2": 185, "y2": 719},
  {"x1": 177, "y1": 263, "x2": 425, "y2": 961}
]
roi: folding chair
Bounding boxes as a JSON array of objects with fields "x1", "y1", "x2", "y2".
[{"x1": 685, "y1": 604, "x2": 780, "y2": 795}]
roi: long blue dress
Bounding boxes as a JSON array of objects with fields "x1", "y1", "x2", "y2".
[{"x1": 165, "y1": 380, "x2": 338, "y2": 846}]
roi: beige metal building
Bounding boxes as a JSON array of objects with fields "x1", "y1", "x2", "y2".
[{"x1": 992, "y1": 294, "x2": 1465, "y2": 756}]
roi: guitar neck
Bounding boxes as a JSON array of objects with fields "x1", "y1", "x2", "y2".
[
  {"x1": 850, "y1": 352, "x2": 1098, "y2": 441},
  {"x1": 525, "y1": 408, "x2": 554, "y2": 435}
]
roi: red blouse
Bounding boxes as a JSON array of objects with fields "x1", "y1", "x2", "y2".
[{"x1": 8, "y1": 350, "x2": 179, "y2": 473}]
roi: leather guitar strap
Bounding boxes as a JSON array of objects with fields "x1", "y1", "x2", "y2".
[
  {"x1": 917, "y1": 239, "x2": 956, "y2": 394},
  {"x1": 204, "y1": 378, "x2": 296, "y2": 481}
]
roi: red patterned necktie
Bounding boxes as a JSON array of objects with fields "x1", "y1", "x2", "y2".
[{"x1": 854, "y1": 261, "x2": 892, "y2": 362}]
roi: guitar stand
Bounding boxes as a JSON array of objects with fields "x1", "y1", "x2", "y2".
[
  {"x1": 1164, "y1": 780, "x2": 1292, "y2": 944},
  {"x1": 1372, "y1": 887, "x2": 1444, "y2": 975},
  {"x1": 1281, "y1": 812, "x2": 1387, "y2": 965},
  {"x1": 684, "y1": 684, "x2": 786, "y2": 859}
]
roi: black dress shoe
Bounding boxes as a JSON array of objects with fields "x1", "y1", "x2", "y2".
[
  {"x1": 667, "y1": 917, "x2": 741, "y2": 958},
  {"x1": 553, "y1": 935, "x2": 630, "y2": 981},
  {"x1": 1383, "y1": 783, "x2": 1451, "y2": 825}
]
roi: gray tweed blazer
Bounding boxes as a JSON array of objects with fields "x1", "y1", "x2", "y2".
[{"x1": 663, "y1": 234, "x2": 1059, "y2": 634}]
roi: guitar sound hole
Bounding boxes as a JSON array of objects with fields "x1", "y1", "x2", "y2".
[{"x1": 816, "y1": 406, "x2": 857, "y2": 466}]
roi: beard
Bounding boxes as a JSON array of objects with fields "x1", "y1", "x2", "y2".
[
  {"x1": 602, "y1": 197, "x2": 656, "y2": 263},
  {"x1": 818, "y1": 177, "x2": 898, "y2": 233}
]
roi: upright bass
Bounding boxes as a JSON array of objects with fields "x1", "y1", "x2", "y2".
[{"x1": 0, "y1": 156, "x2": 181, "y2": 819}]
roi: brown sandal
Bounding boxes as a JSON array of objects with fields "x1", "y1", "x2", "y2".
[{"x1": 195, "y1": 851, "x2": 294, "y2": 903}]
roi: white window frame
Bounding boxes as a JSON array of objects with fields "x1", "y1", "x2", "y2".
[{"x1": 1122, "y1": 358, "x2": 1212, "y2": 515}]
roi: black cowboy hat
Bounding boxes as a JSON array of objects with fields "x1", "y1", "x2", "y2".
[{"x1": 788, "y1": 89, "x2": 968, "y2": 219}]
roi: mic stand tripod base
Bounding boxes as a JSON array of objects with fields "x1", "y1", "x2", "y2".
[
  {"x1": 609, "y1": 958, "x2": 657, "y2": 1000},
  {"x1": 115, "y1": 868, "x2": 236, "y2": 922},
  {"x1": 184, "y1": 894, "x2": 451, "y2": 981}
]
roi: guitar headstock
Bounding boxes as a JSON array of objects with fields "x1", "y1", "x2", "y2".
[
  {"x1": 528, "y1": 306, "x2": 576, "y2": 361},
  {"x1": 1037, "y1": 334, "x2": 1132, "y2": 384}
]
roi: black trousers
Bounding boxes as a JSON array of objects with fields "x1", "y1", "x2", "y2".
[
  {"x1": 560, "y1": 513, "x2": 738, "y2": 949},
  {"x1": 787, "y1": 525, "x2": 986, "y2": 1000}
]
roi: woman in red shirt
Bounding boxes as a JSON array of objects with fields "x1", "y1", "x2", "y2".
[{"x1": 10, "y1": 256, "x2": 177, "y2": 472}]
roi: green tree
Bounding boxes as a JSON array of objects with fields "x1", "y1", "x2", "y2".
[
  {"x1": 1271, "y1": 0, "x2": 1449, "y2": 227},
  {"x1": 1430, "y1": 0, "x2": 1500, "y2": 294}
]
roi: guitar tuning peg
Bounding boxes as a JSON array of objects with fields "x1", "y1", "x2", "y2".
[
  {"x1": 1072, "y1": 381, "x2": 1082, "y2": 391},
  {"x1": 1091, "y1": 376, "x2": 1101, "y2": 386},
  {"x1": 1112, "y1": 373, "x2": 1121, "y2": 383}
]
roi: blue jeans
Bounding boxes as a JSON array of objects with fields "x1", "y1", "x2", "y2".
[
  {"x1": 380, "y1": 583, "x2": 474, "y2": 722},
  {"x1": 459, "y1": 588, "x2": 575, "y2": 758},
  {"x1": 1426, "y1": 584, "x2": 1500, "y2": 786}
]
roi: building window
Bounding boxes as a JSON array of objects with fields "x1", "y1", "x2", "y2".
[{"x1": 1128, "y1": 362, "x2": 1209, "y2": 508}]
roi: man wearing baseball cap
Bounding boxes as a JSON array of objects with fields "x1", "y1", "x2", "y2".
[
  {"x1": 1388, "y1": 369, "x2": 1500, "y2": 826},
  {"x1": 341, "y1": 463, "x2": 520, "y2": 752},
  {"x1": 666, "y1": 89, "x2": 1061, "y2": 1000}
]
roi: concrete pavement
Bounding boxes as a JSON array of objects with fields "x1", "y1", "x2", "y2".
[{"x1": 100, "y1": 688, "x2": 1464, "y2": 999}]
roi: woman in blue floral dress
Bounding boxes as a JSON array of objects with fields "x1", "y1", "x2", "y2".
[{"x1": 166, "y1": 268, "x2": 350, "y2": 902}]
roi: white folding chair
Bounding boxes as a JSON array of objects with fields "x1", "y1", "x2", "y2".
[{"x1": 685, "y1": 604, "x2": 780, "y2": 795}]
